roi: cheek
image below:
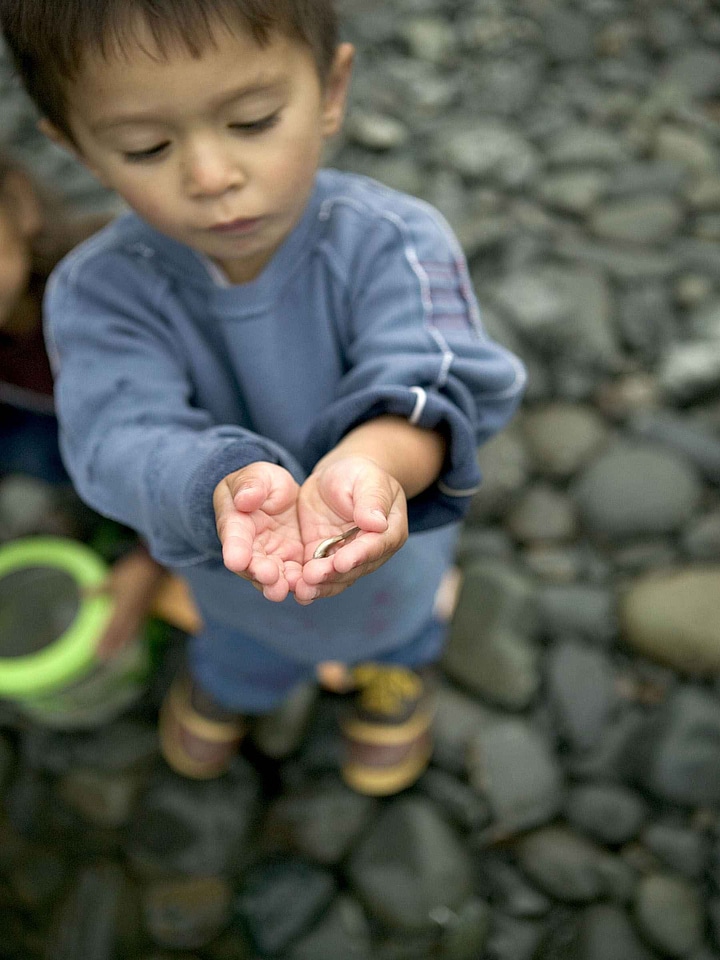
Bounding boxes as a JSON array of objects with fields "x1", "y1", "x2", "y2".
[
  {"x1": 267, "y1": 135, "x2": 322, "y2": 195},
  {"x1": 117, "y1": 182, "x2": 175, "y2": 229}
]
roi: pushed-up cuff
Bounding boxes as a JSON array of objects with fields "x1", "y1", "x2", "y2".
[
  {"x1": 305, "y1": 385, "x2": 481, "y2": 532},
  {"x1": 151, "y1": 436, "x2": 305, "y2": 566}
]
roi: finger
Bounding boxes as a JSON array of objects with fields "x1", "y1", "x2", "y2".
[
  {"x1": 231, "y1": 476, "x2": 272, "y2": 513},
  {"x1": 351, "y1": 482, "x2": 392, "y2": 533},
  {"x1": 302, "y1": 532, "x2": 385, "y2": 584},
  {"x1": 294, "y1": 562, "x2": 378, "y2": 602},
  {"x1": 262, "y1": 576, "x2": 290, "y2": 602},
  {"x1": 283, "y1": 559, "x2": 304, "y2": 593},
  {"x1": 246, "y1": 554, "x2": 283, "y2": 586}
]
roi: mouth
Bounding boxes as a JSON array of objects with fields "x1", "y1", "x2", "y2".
[{"x1": 209, "y1": 217, "x2": 263, "y2": 235}]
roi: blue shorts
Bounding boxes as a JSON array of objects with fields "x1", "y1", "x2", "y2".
[{"x1": 188, "y1": 615, "x2": 447, "y2": 714}]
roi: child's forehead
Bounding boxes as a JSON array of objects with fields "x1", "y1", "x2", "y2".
[{"x1": 87, "y1": 8, "x2": 278, "y2": 70}]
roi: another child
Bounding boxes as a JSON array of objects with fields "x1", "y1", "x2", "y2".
[
  {"x1": 0, "y1": 148, "x2": 164, "y2": 661},
  {"x1": 1, "y1": 0, "x2": 526, "y2": 794}
]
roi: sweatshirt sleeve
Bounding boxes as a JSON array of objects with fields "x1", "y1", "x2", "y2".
[
  {"x1": 304, "y1": 198, "x2": 526, "y2": 531},
  {"x1": 44, "y1": 246, "x2": 305, "y2": 567}
]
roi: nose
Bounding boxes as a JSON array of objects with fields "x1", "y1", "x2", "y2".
[{"x1": 182, "y1": 136, "x2": 244, "y2": 198}]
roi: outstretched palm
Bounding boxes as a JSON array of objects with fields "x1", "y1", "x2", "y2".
[
  {"x1": 214, "y1": 462, "x2": 304, "y2": 601},
  {"x1": 294, "y1": 456, "x2": 407, "y2": 604}
]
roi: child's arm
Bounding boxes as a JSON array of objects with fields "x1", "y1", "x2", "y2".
[{"x1": 293, "y1": 416, "x2": 445, "y2": 603}]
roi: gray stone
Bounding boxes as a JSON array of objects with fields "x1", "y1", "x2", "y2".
[
  {"x1": 629, "y1": 409, "x2": 720, "y2": 482},
  {"x1": 571, "y1": 443, "x2": 703, "y2": 540},
  {"x1": 620, "y1": 567, "x2": 720, "y2": 675},
  {"x1": 433, "y1": 899, "x2": 492, "y2": 960},
  {"x1": 520, "y1": 403, "x2": 609, "y2": 480},
  {"x1": 617, "y1": 283, "x2": 678, "y2": 362},
  {"x1": 345, "y1": 111, "x2": 410, "y2": 151},
  {"x1": 642, "y1": 822, "x2": 709, "y2": 879},
  {"x1": 261, "y1": 777, "x2": 376, "y2": 866},
  {"x1": 683, "y1": 511, "x2": 720, "y2": 561},
  {"x1": 418, "y1": 767, "x2": 491, "y2": 834},
  {"x1": 144, "y1": 876, "x2": 232, "y2": 950},
  {"x1": 401, "y1": 17, "x2": 457, "y2": 64},
  {"x1": 546, "y1": 640, "x2": 616, "y2": 752},
  {"x1": 467, "y1": 426, "x2": 530, "y2": 522},
  {"x1": 590, "y1": 197, "x2": 684, "y2": 245},
  {"x1": 443, "y1": 560, "x2": 540, "y2": 710},
  {"x1": 537, "y1": 583, "x2": 617, "y2": 646},
  {"x1": 284, "y1": 895, "x2": 373, "y2": 960},
  {"x1": 645, "y1": 687, "x2": 720, "y2": 805},
  {"x1": 662, "y1": 45, "x2": 720, "y2": 100},
  {"x1": 479, "y1": 853, "x2": 552, "y2": 919},
  {"x1": 46, "y1": 862, "x2": 132, "y2": 960},
  {"x1": 541, "y1": 7, "x2": 595, "y2": 62},
  {"x1": 547, "y1": 126, "x2": 630, "y2": 167},
  {"x1": 440, "y1": 121, "x2": 539, "y2": 187},
  {"x1": 431, "y1": 681, "x2": 493, "y2": 777},
  {"x1": 655, "y1": 124, "x2": 717, "y2": 173},
  {"x1": 346, "y1": 796, "x2": 475, "y2": 931},
  {"x1": 9, "y1": 846, "x2": 71, "y2": 910},
  {"x1": 553, "y1": 233, "x2": 677, "y2": 280},
  {"x1": 686, "y1": 174, "x2": 720, "y2": 211},
  {"x1": 634, "y1": 873, "x2": 704, "y2": 958},
  {"x1": 58, "y1": 767, "x2": 146, "y2": 828},
  {"x1": 484, "y1": 913, "x2": 545, "y2": 960},
  {"x1": 536, "y1": 170, "x2": 609, "y2": 215},
  {"x1": 491, "y1": 264, "x2": 621, "y2": 372},
  {"x1": 125, "y1": 762, "x2": 261, "y2": 877},
  {"x1": 578, "y1": 903, "x2": 656, "y2": 960},
  {"x1": 566, "y1": 783, "x2": 647, "y2": 846},
  {"x1": 659, "y1": 341, "x2": 720, "y2": 403},
  {"x1": 506, "y1": 484, "x2": 579, "y2": 543},
  {"x1": 604, "y1": 160, "x2": 688, "y2": 199},
  {"x1": 236, "y1": 859, "x2": 337, "y2": 956},
  {"x1": 688, "y1": 298, "x2": 720, "y2": 339},
  {"x1": 467, "y1": 716, "x2": 564, "y2": 835},
  {"x1": 515, "y1": 827, "x2": 620, "y2": 903}
]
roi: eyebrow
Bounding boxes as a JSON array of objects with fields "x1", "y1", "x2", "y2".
[{"x1": 90, "y1": 77, "x2": 288, "y2": 133}]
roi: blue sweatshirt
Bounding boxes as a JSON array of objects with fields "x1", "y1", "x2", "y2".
[{"x1": 45, "y1": 170, "x2": 525, "y2": 665}]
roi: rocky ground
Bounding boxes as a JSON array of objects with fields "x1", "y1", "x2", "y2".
[{"x1": 3, "y1": 0, "x2": 720, "y2": 957}]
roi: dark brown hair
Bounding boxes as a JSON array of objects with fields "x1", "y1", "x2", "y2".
[{"x1": 0, "y1": 0, "x2": 339, "y2": 141}]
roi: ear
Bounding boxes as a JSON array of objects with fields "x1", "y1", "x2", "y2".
[
  {"x1": 38, "y1": 118, "x2": 109, "y2": 187},
  {"x1": 321, "y1": 42, "x2": 354, "y2": 138},
  {"x1": 38, "y1": 117, "x2": 77, "y2": 155},
  {"x1": 1, "y1": 169, "x2": 43, "y2": 240}
]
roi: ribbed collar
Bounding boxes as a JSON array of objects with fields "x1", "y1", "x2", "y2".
[{"x1": 139, "y1": 174, "x2": 326, "y2": 316}]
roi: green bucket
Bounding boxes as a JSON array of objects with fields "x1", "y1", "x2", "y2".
[{"x1": 0, "y1": 537, "x2": 150, "y2": 728}]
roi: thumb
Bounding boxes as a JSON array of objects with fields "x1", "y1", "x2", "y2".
[{"x1": 352, "y1": 480, "x2": 392, "y2": 533}]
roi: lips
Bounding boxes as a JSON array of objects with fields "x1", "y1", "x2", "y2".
[{"x1": 210, "y1": 217, "x2": 262, "y2": 234}]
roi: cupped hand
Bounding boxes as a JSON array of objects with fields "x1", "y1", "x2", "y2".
[
  {"x1": 293, "y1": 455, "x2": 408, "y2": 604},
  {"x1": 213, "y1": 462, "x2": 304, "y2": 601}
]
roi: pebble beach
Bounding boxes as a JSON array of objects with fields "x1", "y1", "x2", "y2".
[{"x1": 3, "y1": 1, "x2": 720, "y2": 957}]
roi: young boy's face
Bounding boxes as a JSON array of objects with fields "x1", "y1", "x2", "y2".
[{"x1": 49, "y1": 19, "x2": 353, "y2": 284}]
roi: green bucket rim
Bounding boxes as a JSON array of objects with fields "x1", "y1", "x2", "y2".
[{"x1": 0, "y1": 537, "x2": 113, "y2": 696}]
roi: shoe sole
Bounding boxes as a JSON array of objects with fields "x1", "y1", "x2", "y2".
[
  {"x1": 159, "y1": 678, "x2": 245, "y2": 780},
  {"x1": 342, "y1": 730, "x2": 433, "y2": 796}
]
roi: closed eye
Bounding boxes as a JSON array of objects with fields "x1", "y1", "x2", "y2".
[
  {"x1": 229, "y1": 112, "x2": 281, "y2": 134},
  {"x1": 123, "y1": 142, "x2": 170, "y2": 163}
]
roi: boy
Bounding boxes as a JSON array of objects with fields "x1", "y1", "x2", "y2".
[{"x1": 0, "y1": 0, "x2": 525, "y2": 794}]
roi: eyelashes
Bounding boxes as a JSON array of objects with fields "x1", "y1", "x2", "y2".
[{"x1": 122, "y1": 112, "x2": 282, "y2": 164}]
